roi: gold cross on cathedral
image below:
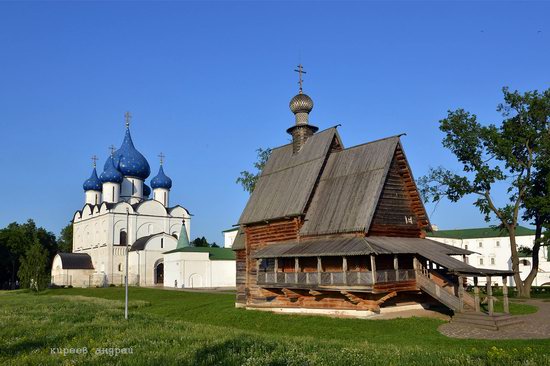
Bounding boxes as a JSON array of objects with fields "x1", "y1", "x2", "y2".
[
  {"x1": 294, "y1": 64, "x2": 306, "y2": 94},
  {"x1": 124, "y1": 111, "x2": 132, "y2": 129},
  {"x1": 109, "y1": 145, "x2": 117, "y2": 156},
  {"x1": 158, "y1": 152, "x2": 165, "y2": 166},
  {"x1": 91, "y1": 155, "x2": 98, "y2": 168}
]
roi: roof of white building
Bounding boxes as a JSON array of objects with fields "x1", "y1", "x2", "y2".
[{"x1": 428, "y1": 226, "x2": 535, "y2": 240}]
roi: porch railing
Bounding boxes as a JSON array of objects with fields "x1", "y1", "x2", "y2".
[{"x1": 257, "y1": 269, "x2": 415, "y2": 287}]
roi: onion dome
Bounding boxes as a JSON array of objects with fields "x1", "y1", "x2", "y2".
[
  {"x1": 112, "y1": 128, "x2": 150, "y2": 180},
  {"x1": 100, "y1": 156, "x2": 123, "y2": 184},
  {"x1": 83, "y1": 168, "x2": 102, "y2": 191},
  {"x1": 289, "y1": 93, "x2": 314, "y2": 115},
  {"x1": 143, "y1": 184, "x2": 151, "y2": 197},
  {"x1": 150, "y1": 166, "x2": 172, "y2": 190}
]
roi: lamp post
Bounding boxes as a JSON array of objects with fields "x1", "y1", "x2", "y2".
[{"x1": 125, "y1": 208, "x2": 129, "y2": 320}]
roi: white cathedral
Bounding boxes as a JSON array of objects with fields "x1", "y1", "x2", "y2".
[{"x1": 51, "y1": 116, "x2": 236, "y2": 288}]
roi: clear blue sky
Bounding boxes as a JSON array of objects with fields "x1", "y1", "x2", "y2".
[{"x1": 0, "y1": 1, "x2": 548, "y2": 244}]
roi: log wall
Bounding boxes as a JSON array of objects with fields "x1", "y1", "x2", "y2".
[{"x1": 369, "y1": 147, "x2": 425, "y2": 237}]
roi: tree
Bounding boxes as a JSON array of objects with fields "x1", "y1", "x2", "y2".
[
  {"x1": 0, "y1": 219, "x2": 59, "y2": 289},
  {"x1": 236, "y1": 147, "x2": 272, "y2": 194},
  {"x1": 191, "y1": 237, "x2": 209, "y2": 247},
  {"x1": 18, "y1": 240, "x2": 50, "y2": 292},
  {"x1": 418, "y1": 87, "x2": 550, "y2": 298},
  {"x1": 57, "y1": 223, "x2": 73, "y2": 253}
]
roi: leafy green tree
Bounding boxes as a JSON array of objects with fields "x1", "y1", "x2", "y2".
[
  {"x1": 191, "y1": 237, "x2": 209, "y2": 247},
  {"x1": 18, "y1": 240, "x2": 50, "y2": 292},
  {"x1": 0, "y1": 219, "x2": 59, "y2": 289},
  {"x1": 57, "y1": 223, "x2": 73, "y2": 253},
  {"x1": 236, "y1": 147, "x2": 272, "y2": 194},
  {"x1": 418, "y1": 87, "x2": 550, "y2": 297}
]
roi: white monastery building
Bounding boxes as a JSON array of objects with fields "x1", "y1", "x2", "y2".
[
  {"x1": 51, "y1": 115, "x2": 235, "y2": 288},
  {"x1": 428, "y1": 226, "x2": 550, "y2": 287}
]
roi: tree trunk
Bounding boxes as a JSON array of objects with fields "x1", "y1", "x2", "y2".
[
  {"x1": 521, "y1": 217, "x2": 543, "y2": 297},
  {"x1": 508, "y1": 225, "x2": 527, "y2": 297}
]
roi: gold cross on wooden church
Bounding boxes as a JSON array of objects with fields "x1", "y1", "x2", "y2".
[{"x1": 294, "y1": 64, "x2": 306, "y2": 94}]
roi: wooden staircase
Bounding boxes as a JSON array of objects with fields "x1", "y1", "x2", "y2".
[{"x1": 416, "y1": 268, "x2": 523, "y2": 330}]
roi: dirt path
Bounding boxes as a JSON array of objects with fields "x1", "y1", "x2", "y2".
[{"x1": 439, "y1": 299, "x2": 550, "y2": 339}]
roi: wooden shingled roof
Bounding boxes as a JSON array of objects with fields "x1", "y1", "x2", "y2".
[
  {"x1": 299, "y1": 136, "x2": 400, "y2": 236},
  {"x1": 238, "y1": 127, "x2": 341, "y2": 225}
]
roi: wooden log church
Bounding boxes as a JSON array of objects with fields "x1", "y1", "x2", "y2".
[{"x1": 232, "y1": 66, "x2": 515, "y2": 319}]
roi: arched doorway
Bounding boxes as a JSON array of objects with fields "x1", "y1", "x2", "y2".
[
  {"x1": 189, "y1": 273, "x2": 203, "y2": 288},
  {"x1": 154, "y1": 260, "x2": 164, "y2": 285}
]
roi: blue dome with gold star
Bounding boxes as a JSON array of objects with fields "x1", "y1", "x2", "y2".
[
  {"x1": 112, "y1": 128, "x2": 150, "y2": 180},
  {"x1": 83, "y1": 168, "x2": 102, "y2": 191},
  {"x1": 151, "y1": 166, "x2": 172, "y2": 189},
  {"x1": 100, "y1": 156, "x2": 124, "y2": 184}
]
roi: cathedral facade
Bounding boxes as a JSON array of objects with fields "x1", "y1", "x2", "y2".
[{"x1": 51, "y1": 116, "x2": 192, "y2": 287}]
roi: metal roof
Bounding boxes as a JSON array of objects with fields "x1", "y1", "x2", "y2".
[
  {"x1": 130, "y1": 233, "x2": 167, "y2": 252},
  {"x1": 428, "y1": 226, "x2": 535, "y2": 240},
  {"x1": 163, "y1": 247, "x2": 236, "y2": 260},
  {"x1": 299, "y1": 136, "x2": 399, "y2": 236},
  {"x1": 57, "y1": 253, "x2": 94, "y2": 270},
  {"x1": 253, "y1": 236, "x2": 476, "y2": 271},
  {"x1": 238, "y1": 128, "x2": 340, "y2": 225}
]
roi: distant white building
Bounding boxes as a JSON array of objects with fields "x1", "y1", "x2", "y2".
[
  {"x1": 222, "y1": 228, "x2": 239, "y2": 248},
  {"x1": 429, "y1": 226, "x2": 550, "y2": 286},
  {"x1": 51, "y1": 116, "x2": 235, "y2": 288}
]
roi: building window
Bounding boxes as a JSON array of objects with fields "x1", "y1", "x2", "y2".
[
  {"x1": 164, "y1": 192, "x2": 167, "y2": 205},
  {"x1": 132, "y1": 182, "x2": 135, "y2": 195},
  {"x1": 496, "y1": 241, "x2": 500, "y2": 247},
  {"x1": 161, "y1": 238, "x2": 164, "y2": 249},
  {"x1": 490, "y1": 258, "x2": 495, "y2": 265},
  {"x1": 478, "y1": 242, "x2": 483, "y2": 248},
  {"x1": 464, "y1": 256, "x2": 469, "y2": 264},
  {"x1": 112, "y1": 186, "x2": 115, "y2": 199},
  {"x1": 118, "y1": 263, "x2": 122, "y2": 272},
  {"x1": 120, "y1": 230, "x2": 127, "y2": 246},
  {"x1": 479, "y1": 258, "x2": 484, "y2": 265}
]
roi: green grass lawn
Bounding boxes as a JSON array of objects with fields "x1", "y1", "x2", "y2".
[{"x1": 1, "y1": 288, "x2": 549, "y2": 365}]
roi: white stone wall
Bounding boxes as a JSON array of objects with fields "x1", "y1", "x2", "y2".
[
  {"x1": 164, "y1": 252, "x2": 236, "y2": 288},
  {"x1": 223, "y1": 229, "x2": 238, "y2": 248}
]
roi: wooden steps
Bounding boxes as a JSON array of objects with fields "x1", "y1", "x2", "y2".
[{"x1": 452, "y1": 312, "x2": 523, "y2": 330}]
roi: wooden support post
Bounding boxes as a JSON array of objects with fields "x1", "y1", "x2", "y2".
[
  {"x1": 473, "y1": 277, "x2": 480, "y2": 312},
  {"x1": 502, "y1": 276, "x2": 509, "y2": 314},
  {"x1": 486, "y1": 275, "x2": 493, "y2": 316},
  {"x1": 295, "y1": 258, "x2": 299, "y2": 284},
  {"x1": 274, "y1": 258, "x2": 278, "y2": 272},
  {"x1": 370, "y1": 255, "x2": 377, "y2": 284},
  {"x1": 394, "y1": 255, "x2": 399, "y2": 281},
  {"x1": 317, "y1": 257, "x2": 322, "y2": 285},
  {"x1": 458, "y1": 276, "x2": 464, "y2": 313},
  {"x1": 342, "y1": 256, "x2": 348, "y2": 285}
]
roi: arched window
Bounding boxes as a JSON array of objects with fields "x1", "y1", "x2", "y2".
[
  {"x1": 118, "y1": 263, "x2": 122, "y2": 272},
  {"x1": 163, "y1": 192, "x2": 167, "y2": 205},
  {"x1": 120, "y1": 230, "x2": 127, "y2": 246},
  {"x1": 161, "y1": 238, "x2": 164, "y2": 249}
]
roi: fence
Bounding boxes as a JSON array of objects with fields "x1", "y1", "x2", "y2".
[{"x1": 257, "y1": 269, "x2": 415, "y2": 286}]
